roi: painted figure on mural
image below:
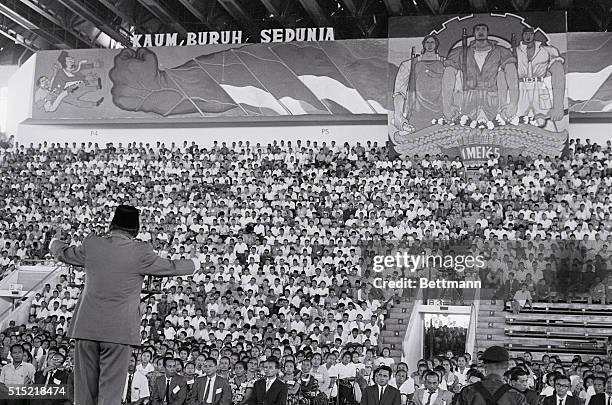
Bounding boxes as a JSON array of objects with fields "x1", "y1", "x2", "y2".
[
  {"x1": 515, "y1": 26, "x2": 565, "y2": 126},
  {"x1": 35, "y1": 51, "x2": 105, "y2": 112},
  {"x1": 393, "y1": 34, "x2": 445, "y2": 131},
  {"x1": 34, "y1": 73, "x2": 72, "y2": 112},
  {"x1": 442, "y1": 23, "x2": 519, "y2": 122}
]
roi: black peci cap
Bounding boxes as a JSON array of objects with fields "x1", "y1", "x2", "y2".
[{"x1": 111, "y1": 205, "x2": 140, "y2": 231}]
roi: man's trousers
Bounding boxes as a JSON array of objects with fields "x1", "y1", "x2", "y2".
[{"x1": 74, "y1": 339, "x2": 132, "y2": 405}]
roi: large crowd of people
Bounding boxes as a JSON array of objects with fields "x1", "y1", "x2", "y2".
[{"x1": 0, "y1": 137, "x2": 611, "y2": 404}]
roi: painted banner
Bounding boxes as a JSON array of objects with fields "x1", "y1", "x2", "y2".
[
  {"x1": 31, "y1": 40, "x2": 392, "y2": 121},
  {"x1": 388, "y1": 12, "x2": 570, "y2": 159},
  {"x1": 567, "y1": 32, "x2": 612, "y2": 114}
]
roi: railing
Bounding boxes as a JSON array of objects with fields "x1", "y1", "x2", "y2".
[
  {"x1": 1, "y1": 258, "x2": 57, "y2": 282},
  {"x1": 0, "y1": 263, "x2": 66, "y2": 330},
  {"x1": 465, "y1": 286, "x2": 481, "y2": 360},
  {"x1": 17, "y1": 259, "x2": 56, "y2": 266},
  {"x1": 401, "y1": 288, "x2": 423, "y2": 365},
  {"x1": 0, "y1": 264, "x2": 17, "y2": 281}
]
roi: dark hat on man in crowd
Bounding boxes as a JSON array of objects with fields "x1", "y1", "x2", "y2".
[
  {"x1": 481, "y1": 346, "x2": 509, "y2": 363},
  {"x1": 111, "y1": 205, "x2": 140, "y2": 231}
]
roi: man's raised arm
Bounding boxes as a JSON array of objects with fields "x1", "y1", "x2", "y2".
[
  {"x1": 139, "y1": 243, "x2": 200, "y2": 278},
  {"x1": 49, "y1": 231, "x2": 89, "y2": 267}
]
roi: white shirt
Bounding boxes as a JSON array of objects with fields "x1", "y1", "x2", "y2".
[
  {"x1": 123, "y1": 371, "x2": 150, "y2": 402},
  {"x1": 455, "y1": 368, "x2": 468, "y2": 386},
  {"x1": 335, "y1": 363, "x2": 359, "y2": 379},
  {"x1": 395, "y1": 378, "x2": 416, "y2": 395},
  {"x1": 136, "y1": 362, "x2": 155, "y2": 376},
  {"x1": 266, "y1": 377, "x2": 276, "y2": 391},
  {"x1": 378, "y1": 384, "x2": 387, "y2": 399},
  {"x1": 203, "y1": 374, "x2": 217, "y2": 403}
]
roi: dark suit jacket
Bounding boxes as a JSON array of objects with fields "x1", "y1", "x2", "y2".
[
  {"x1": 187, "y1": 375, "x2": 231, "y2": 405},
  {"x1": 246, "y1": 378, "x2": 288, "y2": 405},
  {"x1": 588, "y1": 393, "x2": 609, "y2": 405},
  {"x1": 151, "y1": 375, "x2": 188, "y2": 405},
  {"x1": 522, "y1": 389, "x2": 539, "y2": 405},
  {"x1": 30, "y1": 369, "x2": 72, "y2": 405},
  {"x1": 361, "y1": 384, "x2": 402, "y2": 405},
  {"x1": 542, "y1": 394, "x2": 580, "y2": 405},
  {"x1": 50, "y1": 231, "x2": 196, "y2": 345}
]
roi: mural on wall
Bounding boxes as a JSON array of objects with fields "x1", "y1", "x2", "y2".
[
  {"x1": 34, "y1": 51, "x2": 105, "y2": 113},
  {"x1": 567, "y1": 32, "x2": 612, "y2": 114},
  {"x1": 388, "y1": 12, "x2": 569, "y2": 163},
  {"x1": 31, "y1": 40, "x2": 393, "y2": 120}
]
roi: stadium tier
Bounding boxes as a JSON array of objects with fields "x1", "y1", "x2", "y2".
[{"x1": 0, "y1": 138, "x2": 610, "y2": 404}]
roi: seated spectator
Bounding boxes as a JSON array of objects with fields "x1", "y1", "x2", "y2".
[{"x1": 512, "y1": 284, "x2": 533, "y2": 314}]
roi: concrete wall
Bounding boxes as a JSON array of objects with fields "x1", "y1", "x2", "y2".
[
  {"x1": 0, "y1": 66, "x2": 18, "y2": 87},
  {"x1": 6, "y1": 54, "x2": 35, "y2": 137},
  {"x1": 14, "y1": 121, "x2": 389, "y2": 147}
]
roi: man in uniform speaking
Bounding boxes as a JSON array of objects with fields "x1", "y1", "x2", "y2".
[
  {"x1": 454, "y1": 346, "x2": 527, "y2": 405},
  {"x1": 50, "y1": 205, "x2": 201, "y2": 405}
]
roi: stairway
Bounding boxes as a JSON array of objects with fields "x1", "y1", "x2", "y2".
[
  {"x1": 473, "y1": 299, "x2": 506, "y2": 354},
  {"x1": 380, "y1": 300, "x2": 415, "y2": 362}
]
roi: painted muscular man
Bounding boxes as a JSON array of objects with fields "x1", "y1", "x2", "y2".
[
  {"x1": 442, "y1": 24, "x2": 519, "y2": 122},
  {"x1": 515, "y1": 27, "x2": 565, "y2": 123}
]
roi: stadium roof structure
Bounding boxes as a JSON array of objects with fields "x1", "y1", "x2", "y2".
[{"x1": 0, "y1": 0, "x2": 610, "y2": 63}]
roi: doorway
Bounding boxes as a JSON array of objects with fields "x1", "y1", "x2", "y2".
[{"x1": 423, "y1": 313, "x2": 469, "y2": 358}]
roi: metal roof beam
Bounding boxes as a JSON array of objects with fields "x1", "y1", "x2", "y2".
[
  {"x1": 17, "y1": 0, "x2": 96, "y2": 47},
  {"x1": 56, "y1": 0, "x2": 131, "y2": 46},
  {"x1": 217, "y1": 0, "x2": 260, "y2": 33},
  {"x1": 296, "y1": 0, "x2": 331, "y2": 26},
  {"x1": 381, "y1": 0, "x2": 405, "y2": 15},
  {"x1": 135, "y1": 0, "x2": 188, "y2": 35},
  {"x1": 178, "y1": 0, "x2": 208, "y2": 23},
  {"x1": 98, "y1": 0, "x2": 150, "y2": 34},
  {"x1": 0, "y1": 13, "x2": 40, "y2": 50},
  {"x1": 339, "y1": 0, "x2": 359, "y2": 15},
  {"x1": 0, "y1": 0, "x2": 82, "y2": 48}
]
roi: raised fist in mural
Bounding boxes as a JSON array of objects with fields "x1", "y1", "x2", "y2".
[{"x1": 109, "y1": 48, "x2": 237, "y2": 116}]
